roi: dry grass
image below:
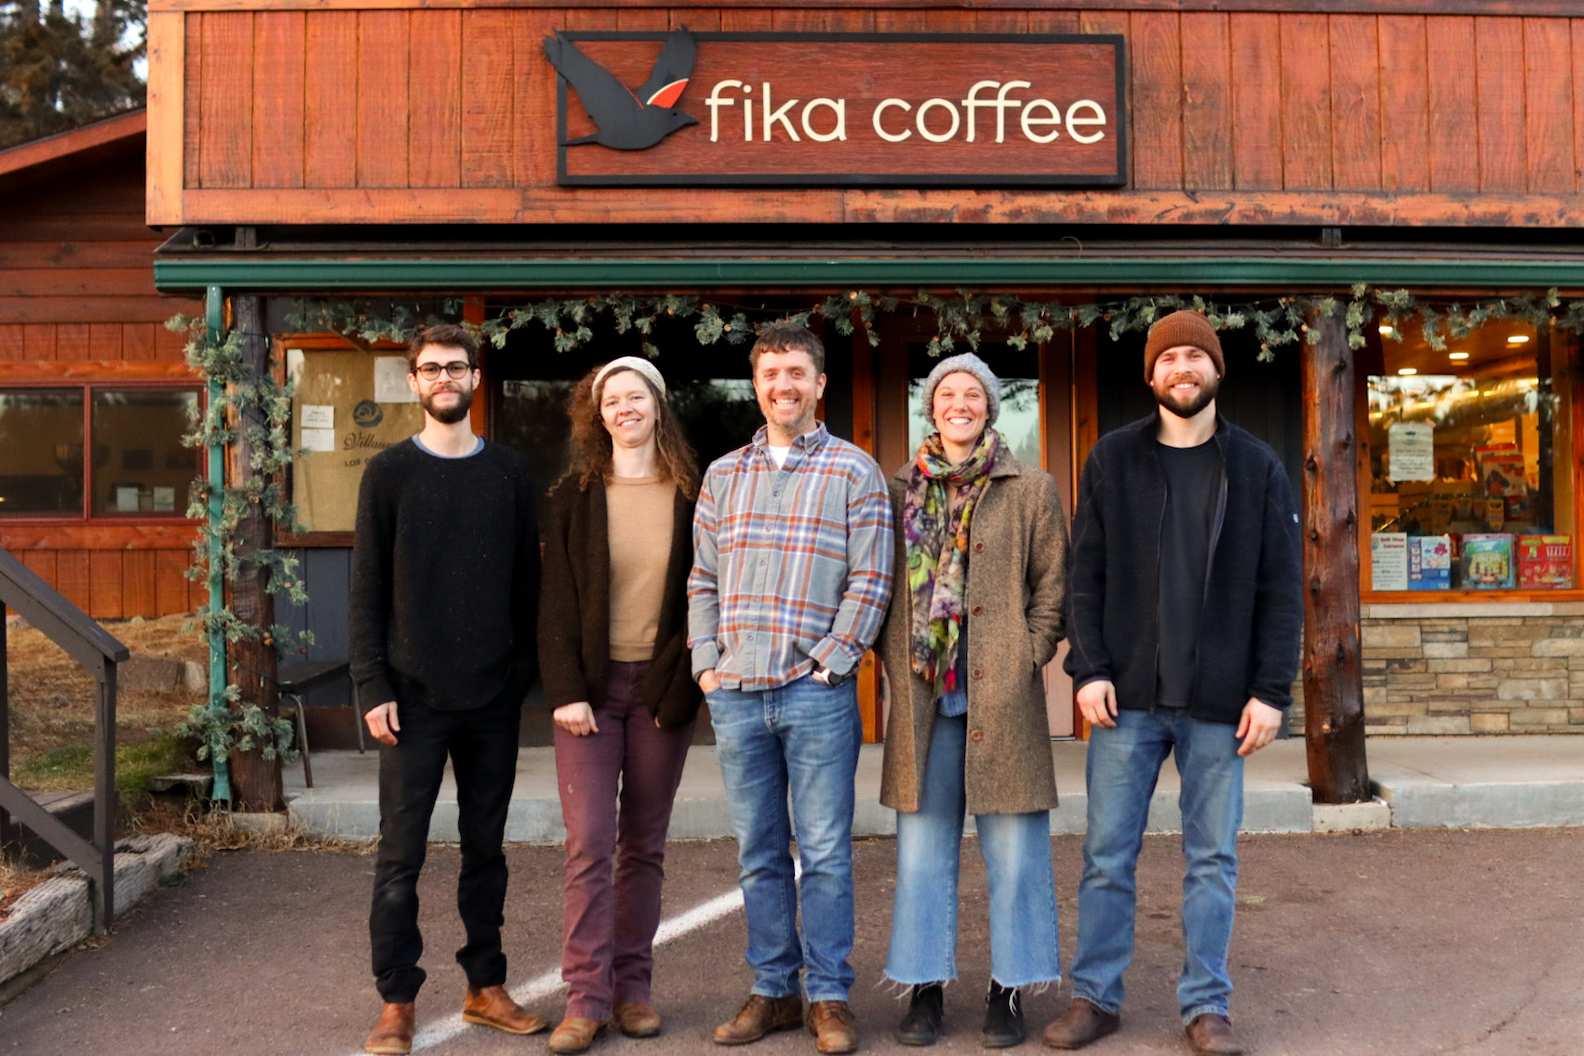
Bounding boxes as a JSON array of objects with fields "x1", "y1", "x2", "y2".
[{"x1": 6, "y1": 612, "x2": 206, "y2": 788}]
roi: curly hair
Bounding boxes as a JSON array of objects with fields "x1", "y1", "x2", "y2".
[{"x1": 562, "y1": 365, "x2": 700, "y2": 498}]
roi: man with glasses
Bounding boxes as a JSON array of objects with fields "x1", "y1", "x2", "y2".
[
  {"x1": 689, "y1": 322, "x2": 893, "y2": 1055},
  {"x1": 352, "y1": 324, "x2": 547, "y2": 1054}
]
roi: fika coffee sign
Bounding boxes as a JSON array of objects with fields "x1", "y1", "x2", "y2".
[{"x1": 545, "y1": 31, "x2": 1127, "y2": 187}]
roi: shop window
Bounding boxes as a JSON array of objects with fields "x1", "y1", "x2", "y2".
[
  {"x1": 1365, "y1": 321, "x2": 1574, "y2": 593},
  {"x1": 0, "y1": 386, "x2": 201, "y2": 519}
]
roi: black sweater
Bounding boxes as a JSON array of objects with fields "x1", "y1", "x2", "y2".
[
  {"x1": 537, "y1": 476, "x2": 702, "y2": 730},
  {"x1": 1064, "y1": 414, "x2": 1303, "y2": 724},
  {"x1": 350, "y1": 438, "x2": 540, "y2": 713}
]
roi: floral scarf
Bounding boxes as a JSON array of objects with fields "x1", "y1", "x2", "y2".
[{"x1": 903, "y1": 428, "x2": 1002, "y2": 698}]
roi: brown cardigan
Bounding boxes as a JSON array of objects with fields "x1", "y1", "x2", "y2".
[
  {"x1": 878, "y1": 451, "x2": 1068, "y2": 816},
  {"x1": 538, "y1": 475, "x2": 702, "y2": 729}
]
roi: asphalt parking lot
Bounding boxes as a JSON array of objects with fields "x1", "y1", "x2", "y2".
[{"x1": 1, "y1": 828, "x2": 1579, "y2": 1056}]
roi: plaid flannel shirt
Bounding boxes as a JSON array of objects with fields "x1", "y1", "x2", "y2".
[{"x1": 688, "y1": 422, "x2": 894, "y2": 692}]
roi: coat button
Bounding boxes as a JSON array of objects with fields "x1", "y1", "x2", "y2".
[
  {"x1": 971, "y1": 668, "x2": 983, "y2": 680},
  {"x1": 970, "y1": 605, "x2": 983, "y2": 615},
  {"x1": 969, "y1": 729, "x2": 984, "y2": 742},
  {"x1": 973, "y1": 542, "x2": 984, "y2": 552}
]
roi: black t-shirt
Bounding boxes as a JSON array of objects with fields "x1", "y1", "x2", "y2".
[{"x1": 1156, "y1": 439, "x2": 1220, "y2": 707}]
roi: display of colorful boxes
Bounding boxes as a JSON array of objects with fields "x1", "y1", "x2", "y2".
[
  {"x1": 1462, "y1": 533, "x2": 1516, "y2": 589},
  {"x1": 1517, "y1": 535, "x2": 1573, "y2": 590}
]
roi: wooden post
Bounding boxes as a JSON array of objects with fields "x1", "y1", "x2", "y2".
[
  {"x1": 227, "y1": 295, "x2": 284, "y2": 813},
  {"x1": 1300, "y1": 305, "x2": 1371, "y2": 804}
]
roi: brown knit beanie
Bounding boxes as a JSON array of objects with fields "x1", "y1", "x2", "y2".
[{"x1": 1144, "y1": 310, "x2": 1225, "y2": 382}]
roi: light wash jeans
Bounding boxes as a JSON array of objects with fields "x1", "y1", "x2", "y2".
[
  {"x1": 708, "y1": 674, "x2": 862, "y2": 1002},
  {"x1": 1069, "y1": 707, "x2": 1244, "y2": 1025},
  {"x1": 885, "y1": 713, "x2": 1061, "y2": 988}
]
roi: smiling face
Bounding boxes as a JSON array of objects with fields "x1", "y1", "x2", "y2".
[
  {"x1": 407, "y1": 342, "x2": 478, "y2": 425},
  {"x1": 598, "y1": 369, "x2": 658, "y2": 452},
  {"x1": 1150, "y1": 343, "x2": 1221, "y2": 420},
  {"x1": 931, "y1": 371, "x2": 990, "y2": 456},
  {"x1": 753, "y1": 348, "x2": 826, "y2": 444}
]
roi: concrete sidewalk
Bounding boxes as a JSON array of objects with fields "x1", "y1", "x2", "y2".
[{"x1": 286, "y1": 735, "x2": 1584, "y2": 841}]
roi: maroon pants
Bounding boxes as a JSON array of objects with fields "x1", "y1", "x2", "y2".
[{"x1": 555, "y1": 660, "x2": 695, "y2": 1018}]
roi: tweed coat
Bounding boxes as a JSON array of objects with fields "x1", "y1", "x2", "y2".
[
  {"x1": 878, "y1": 448, "x2": 1069, "y2": 816},
  {"x1": 538, "y1": 475, "x2": 703, "y2": 729}
]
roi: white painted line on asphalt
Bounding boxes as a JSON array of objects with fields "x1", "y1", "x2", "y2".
[{"x1": 387, "y1": 883, "x2": 747, "y2": 1053}]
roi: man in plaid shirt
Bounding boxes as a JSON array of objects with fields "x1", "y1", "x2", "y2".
[{"x1": 689, "y1": 322, "x2": 893, "y2": 1056}]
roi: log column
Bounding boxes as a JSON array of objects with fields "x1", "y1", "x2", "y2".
[
  {"x1": 227, "y1": 294, "x2": 284, "y2": 813},
  {"x1": 1300, "y1": 305, "x2": 1371, "y2": 804}
]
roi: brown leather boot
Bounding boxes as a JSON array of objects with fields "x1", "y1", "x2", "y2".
[
  {"x1": 713, "y1": 994, "x2": 804, "y2": 1045},
  {"x1": 364, "y1": 1002, "x2": 415, "y2": 1055},
  {"x1": 1185, "y1": 1013, "x2": 1243, "y2": 1056},
  {"x1": 612, "y1": 1001, "x2": 663, "y2": 1037},
  {"x1": 461, "y1": 984, "x2": 550, "y2": 1035},
  {"x1": 548, "y1": 1015, "x2": 607, "y2": 1054},
  {"x1": 807, "y1": 1000, "x2": 858, "y2": 1055},
  {"x1": 1041, "y1": 998, "x2": 1120, "y2": 1050}
]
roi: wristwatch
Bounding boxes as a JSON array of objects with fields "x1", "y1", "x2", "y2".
[{"x1": 815, "y1": 666, "x2": 847, "y2": 687}]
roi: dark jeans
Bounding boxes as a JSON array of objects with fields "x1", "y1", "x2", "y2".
[
  {"x1": 555, "y1": 660, "x2": 696, "y2": 1018},
  {"x1": 369, "y1": 691, "x2": 522, "y2": 1003}
]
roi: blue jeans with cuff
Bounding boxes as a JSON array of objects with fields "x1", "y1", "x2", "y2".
[
  {"x1": 1069, "y1": 707, "x2": 1244, "y2": 1025},
  {"x1": 708, "y1": 673, "x2": 862, "y2": 1003},
  {"x1": 885, "y1": 712, "x2": 1061, "y2": 989}
]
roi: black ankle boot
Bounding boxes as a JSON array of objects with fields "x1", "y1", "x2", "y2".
[
  {"x1": 894, "y1": 983, "x2": 944, "y2": 1046},
  {"x1": 981, "y1": 981, "x2": 1024, "y2": 1048}
]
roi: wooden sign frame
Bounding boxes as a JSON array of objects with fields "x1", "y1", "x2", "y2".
[{"x1": 552, "y1": 32, "x2": 1128, "y2": 189}]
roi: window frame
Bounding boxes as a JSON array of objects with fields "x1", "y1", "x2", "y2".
[{"x1": 0, "y1": 378, "x2": 205, "y2": 525}]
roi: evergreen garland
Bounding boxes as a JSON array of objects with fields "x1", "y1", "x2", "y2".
[{"x1": 165, "y1": 315, "x2": 309, "y2": 785}]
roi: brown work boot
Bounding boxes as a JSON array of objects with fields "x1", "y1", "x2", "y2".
[
  {"x1": 1041, "y1": 998, "x2": 1120, "y2": 1050},
  {"x1": 1185, "y1": 1013, "x2": 1243, "y2": 1056},
  {"x1": 713, "y1": 993, "x2": 804, "y2": 1045},
  {"x1": 364, "y1": 1002, "x2": 415, "y2": 1055},
  {"x1": 807, "y1": 1000, "x2": 858, "y2": 1055},
  {"x1": 612, "y1": 1001, "x2": 663, "y2": 1037},
  {"x1": 548, "y1": 1015, "x2": 607, "y2": 1054},
  {"x1": 461, "y1": 984, "x2": 550, "y2": 1035}
]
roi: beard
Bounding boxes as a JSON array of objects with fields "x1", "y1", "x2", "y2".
[
  {"x1": 1153, "y1": 372, "x2": 1219, "y2": 419},
  {"x1": 422, "y1": 385, "x2": 473, "y2": 424}
]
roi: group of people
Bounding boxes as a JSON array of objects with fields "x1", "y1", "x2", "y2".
[{"x1": 349, "y1": 309, "x2": 1302, "y2": 1056}]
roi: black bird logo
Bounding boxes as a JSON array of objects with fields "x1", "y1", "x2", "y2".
[{"x1": 544, "y1": 27, "x2": 699, "y2": 150}]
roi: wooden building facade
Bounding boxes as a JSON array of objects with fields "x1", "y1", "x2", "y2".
[
  {"x1": 0, "y1": 112, "x2": 205, "y2": 620},
  {"x1": 135, "y1": 0, "x2": 1584, "y2": 746}
]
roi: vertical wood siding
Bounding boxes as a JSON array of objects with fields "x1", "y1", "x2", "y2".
[{"x1": 168, "y1": 7, "x2": 1584, "y2": 224}]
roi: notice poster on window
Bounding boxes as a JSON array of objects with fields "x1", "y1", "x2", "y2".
[
  {"x1": 1371, "y1": 533, "x2": 1409, "y2": 591},
  {"x1": 289, "y1": 349, "x2": 425, "y2": 532},
  {"x1": 1388, "y1": 422, "x2": 1435, "y2": 481}
]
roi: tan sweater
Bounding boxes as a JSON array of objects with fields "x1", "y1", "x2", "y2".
[{"x1": 607, "y1": 475, "x2": 675, "y2": 661}]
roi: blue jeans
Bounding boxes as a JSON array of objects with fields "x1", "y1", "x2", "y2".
[
  {"x1": 885, "y1": 714, "x2": 1060, "y2": 988},
  {"x1": 1070, "y1": 708, "x2": 1244, "y2": 1024},
  {"x1": 709, "y1": 674, "x2": 862, "y2": 1002}
]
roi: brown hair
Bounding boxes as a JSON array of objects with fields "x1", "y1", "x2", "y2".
[
  {"x1": 748, "y1": 320, "x2": 825, "y2": 375},
  {"x1": 562, "y1": 365, "x2": 700, "y2": 498},
  {"x1": 406, "y1": 323, "x2": 480, "y2": 372}
]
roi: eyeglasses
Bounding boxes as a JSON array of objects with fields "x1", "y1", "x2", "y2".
[{"x1": 412, "y1": 361, "x2": 472, "y2": 380}]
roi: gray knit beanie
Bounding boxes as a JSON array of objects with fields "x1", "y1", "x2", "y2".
[{"x1": 920, "y1": 352, "x2": 1001, "y2": 430}]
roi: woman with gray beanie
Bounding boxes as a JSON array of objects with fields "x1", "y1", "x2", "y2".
[{"x1": 877, "y1": 353, "x2": 1070, "y2": 1047}]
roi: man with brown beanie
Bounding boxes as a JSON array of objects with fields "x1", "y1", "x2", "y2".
[{"x1": 1043, "y1": 310, "x2": 1301, "y2": 1056}]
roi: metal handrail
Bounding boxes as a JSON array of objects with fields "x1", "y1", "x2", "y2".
[{"x1": 0, "y1": 548, "x2": 128, "y2": 933}]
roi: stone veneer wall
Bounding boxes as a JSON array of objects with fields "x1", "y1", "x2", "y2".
[{"x1": 1360, "y1": 602, "x2": 1584, "y2": 734}]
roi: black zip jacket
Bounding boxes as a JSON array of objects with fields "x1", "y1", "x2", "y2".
[{"x1": 1064, "y1": 413, "x2": 1303, "y2": 724}]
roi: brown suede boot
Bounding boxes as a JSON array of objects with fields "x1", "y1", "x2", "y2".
[
  {"x1": 807, "y1": 1000, "x2": 858, "y2": 1055},
  {"x1": 713, "y1": 994, "x2": 804, "y2": 1045},
  {"x1": 548, "y1": 1015, "x2": 607, "y2": 1054},
  {"x1": 364, "y1": 1002, "x2": 415, "y2": 1055},
  {"x1": 461, "y1": 984, "x2": 550, "y2": 1035},
  {"x1": 612, "y1": 1001, "x2": 663, "y2": 1037},
  {"x1": 1041, "y1": 998, "x2": 1120, "y2": 1050}
]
